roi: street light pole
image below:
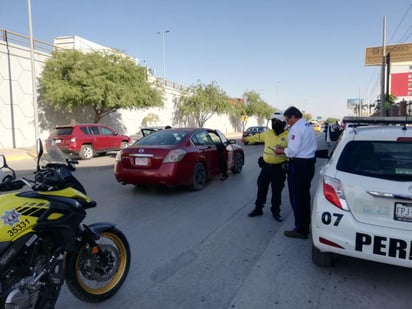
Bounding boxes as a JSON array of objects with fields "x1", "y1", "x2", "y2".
[
  {"x1": 28, "y1": 0, "x2": 39, "y2": 142},
  {"x1": 156, "y1": 30, "x2": 170, "y2": 81}
]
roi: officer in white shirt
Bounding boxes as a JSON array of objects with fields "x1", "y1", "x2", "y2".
[{"x1": 274, "y1": 106, "x2": 317, "y2": 239}]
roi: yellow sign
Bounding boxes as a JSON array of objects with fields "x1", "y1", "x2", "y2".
[
  {"x1": 365, "y1": 43, "x2": 412, "y2": 66},
  {"x1": 241, "y1": 115, "x2": 248, "y2": 122}
]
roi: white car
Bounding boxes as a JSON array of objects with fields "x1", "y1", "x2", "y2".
[{"x1": 311, "y1": 117, "x2": 412, "y2": 268}]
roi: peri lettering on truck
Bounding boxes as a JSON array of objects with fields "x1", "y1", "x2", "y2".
[{"x1": 355, "y1": 232, "x2": 412, "y2": 260}]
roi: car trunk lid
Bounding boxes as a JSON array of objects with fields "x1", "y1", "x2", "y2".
[
  {"x1": 336, "y1": 171, "x2": 412, "y2": 231},
  {"x1": 120, "y1": 146, "x2": 172, "y2": 169}
]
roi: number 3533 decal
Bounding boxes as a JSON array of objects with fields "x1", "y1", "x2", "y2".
[{"x1": 321, "y1": 212, "x2": 343, "y2": 226}]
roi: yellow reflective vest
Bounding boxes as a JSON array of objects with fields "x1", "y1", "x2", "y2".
[{"x1": 245, "y1": 129, "x2": 288, "y2": 164}]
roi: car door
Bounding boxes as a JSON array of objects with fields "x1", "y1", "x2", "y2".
[
  {"x1": 100, "y1": 126, "x2": 119, "y2": 149},
  {"x1": 214, "y1": 129, "x2": 235, "y2": 168},
  {"x1": 88, "y1": 125, "x2": 103, "y2": 150},
  {"x1": 209, "y1": 130, "x2": 230, "y2": 172},
  {"x1": 192, "y1": 130, "x2": 220, "y2": 176}
]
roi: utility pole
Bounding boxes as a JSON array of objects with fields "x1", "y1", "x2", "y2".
[{"x1": 380, "y1": 16, "x2": 386, "y2": 116}]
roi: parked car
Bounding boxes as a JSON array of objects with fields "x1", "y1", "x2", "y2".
[
  {"x1": 130, "y1": 126, "x2": 172, "y2": 143},
  {"x1": 312, "y1": 116, "x2": 412, "y2": 268},
  {"x1": 312, "y1": 123, "x2": 322, "y2": 132},
  {"x1": 114, "y1": 128, "x2": 245, "y2": 191},
  {"x1": 49, "y1": 124, "x2": 130, "y2": 160},
  {"x1": 242, "y1": 126, "x2": 268, "y2": 144}
]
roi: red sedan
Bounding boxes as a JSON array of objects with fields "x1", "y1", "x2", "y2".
[{"x1": 114, "y1": 128, "x2": 245, "y2": 191}]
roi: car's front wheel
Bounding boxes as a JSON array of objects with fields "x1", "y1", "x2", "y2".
[
  {"x1": 79, "y1": 145, "x2": 94, "y2": 160},
  {"x1": 312, "y1": 244, "x2": 333, "y2": 267},
  {"x1": 190, "y1": 162, "x2": 207, "y2": 191}
]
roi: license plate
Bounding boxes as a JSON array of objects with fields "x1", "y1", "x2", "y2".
[
  {"x1": 54, "y1": 139, "x2": 62, "y2": 144},
  {"x1": 394, "y1": 202, "x2": 412, "y2": 222},
  {"x1": 135, "y1": 157, "x2": 149, "y2": 166}
]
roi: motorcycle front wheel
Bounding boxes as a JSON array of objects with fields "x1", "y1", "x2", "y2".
[{"x1": 64, "y1": 227, "x2": 131, "y2": 303}]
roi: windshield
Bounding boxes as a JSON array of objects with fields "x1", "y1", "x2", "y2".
[{"x1": 42, "y1": 138, "x2": 69, "y2": 165}]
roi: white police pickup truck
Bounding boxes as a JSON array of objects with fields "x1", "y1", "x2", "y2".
[{"x1": 311, "y1": 116, "x2": 412, "y2": 268}]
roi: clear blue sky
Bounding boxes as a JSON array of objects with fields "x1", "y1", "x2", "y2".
[{"x1": 2, "y1": 0, "x2": 412, "y2": 120}]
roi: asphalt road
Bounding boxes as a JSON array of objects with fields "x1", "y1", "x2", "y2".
[{"x1": 4, "y1": 135, "x2": 412, "y2": 309}]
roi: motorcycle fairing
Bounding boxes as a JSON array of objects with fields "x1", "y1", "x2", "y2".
[{"x1": 0, "y1": 193, "x2": 44, "y2": 242}]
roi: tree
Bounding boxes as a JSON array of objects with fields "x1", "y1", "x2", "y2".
[
  {"x1": 374, "y1": 93, "x2": 397, "y2": 115},
  {"x1": 303, "y1": 113, "x2": 312, "y2": 121},
  {"x1": 174, "y1": 81, "x2": 230, "y2": 128},
  {"x1": 38, "y1": 49, "x2": 163, "y2": 128},
  {"x1": 241, "y1": 91, "x2": 275, "y2": 126},
  {"x1": 141, "y1": 113, "x2": 160, "y2": 127}
]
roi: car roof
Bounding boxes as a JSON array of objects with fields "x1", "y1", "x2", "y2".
[
  {"x1": 246, "y1": 126, "x2": 267, "y2": 129},
  {"x1": 342, "y1": 125, "x2": 412, "y2": 141},
  {"x1": 55, "y1": 123, "x2": 108, "y2": 128},
  {"x1": 141, "y1": 126, "x2": 167, "y2": 130}
]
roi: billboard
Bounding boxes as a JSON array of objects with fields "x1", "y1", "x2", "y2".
[
  {"x1": 347, "y1": 98, "x2": 362, "y2": 109},
  {"x1": 365, "y1": 43, "x2": 412, "y2": 66}
]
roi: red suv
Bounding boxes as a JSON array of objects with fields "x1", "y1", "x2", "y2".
[{"x1": 49, "y1": 124, "x2": 130, "y2": 159}]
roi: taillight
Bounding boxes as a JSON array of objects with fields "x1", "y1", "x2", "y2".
[
  {"x1": 397, "y1": 137, "x2": 412, "y2": 142},
  {"x1": 70, "y1": 137, "x2": 76, "y2": 143},
  {"x1": 163, "y1": 149, "x2": 186, "y2": 163},
  {"x1": 323, "y1": 175, "x2": 349, "y2": 210}
]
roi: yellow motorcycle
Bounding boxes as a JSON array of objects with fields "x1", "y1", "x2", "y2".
[{"x1": 0, "y1": 139, "x2": 130, "y2": 308}]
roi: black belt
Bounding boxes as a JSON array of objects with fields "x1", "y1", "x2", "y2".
[{"x1": 289, "y1": 157, "x2": 315, "y2": 162}]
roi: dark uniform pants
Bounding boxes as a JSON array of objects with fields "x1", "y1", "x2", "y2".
[
  {"x1": 255, "y1": 162, "x2": 286, "y2": 215},
  {"x1": 287, "y1": 158, "x2": 315, "y2": 234}
]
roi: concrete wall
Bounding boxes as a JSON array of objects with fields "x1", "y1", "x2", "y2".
[{"x1": 0, "y1": 33, "x2": 50, "y2": 148}]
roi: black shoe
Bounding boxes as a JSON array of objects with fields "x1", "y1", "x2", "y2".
[
  {"x1": 220, "y1": 174, "x2": 228, "y2": 181},
  {"x1": 272, "y1": 214, "x2": 283, "y2": 222},
  {"x1": 248, "y1": 208, "x2": 263, "y2": 217},
  {"x1": 284, "y1": 230, "x2": 308, "y2": 239}
]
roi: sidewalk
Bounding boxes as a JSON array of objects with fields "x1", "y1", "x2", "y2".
[{"x1": 0, "y1": 147, "x2": 36, "y2": 162}]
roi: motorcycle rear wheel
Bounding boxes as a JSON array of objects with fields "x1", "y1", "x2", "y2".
[{"x1": 65, "y1": 227, "x2": 131, "y2": 302}]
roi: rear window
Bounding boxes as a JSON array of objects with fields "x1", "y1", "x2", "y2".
[
  {"x1": 136, "y1": 131, "x2": 187, "y2": 146},
  {"x1": 52, "y1": 127, "x2": 73, "y2": 135},
  {"x1": 336, "y1": 141, "x2": 412, "y2": 181}
]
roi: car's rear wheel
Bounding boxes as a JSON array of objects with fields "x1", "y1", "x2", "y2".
[
  {"x1": 190, "y1": 162, "x2": 207, "y2": 191},
  {"x1": 231, "y1": 152, "x2": 244, "y2": 174},
  {"x1": 80, "y1": 145, "x2": 94, "y2": 160},
  {"x1": 312, "y1": 244, "x2": 333, "y2": 267},
  {"x1": 120, "y1": 141, "x2": 128, "y2": 149}
]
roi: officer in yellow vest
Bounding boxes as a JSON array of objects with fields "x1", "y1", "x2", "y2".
[{"x1": 241, "y1": 112, "x2": 288, "y2": 221}]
